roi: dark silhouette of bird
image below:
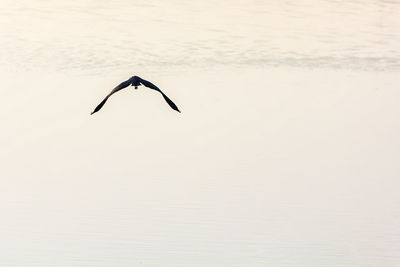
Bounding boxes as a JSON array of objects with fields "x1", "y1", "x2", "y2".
[{"x1": 91, "y1": 76, "x2": 180, "y2": 115}]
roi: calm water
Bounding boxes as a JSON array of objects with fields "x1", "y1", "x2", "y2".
[{"x1": 1, "y1": 1, "x2": 400, "y2": 267}]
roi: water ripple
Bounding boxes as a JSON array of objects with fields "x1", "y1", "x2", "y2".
[{"x1": 0, "y1": 0, "x2": 399, "y2": 73}]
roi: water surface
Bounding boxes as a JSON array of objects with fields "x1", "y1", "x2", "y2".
[
  {"x1": 0, "y1": 0, "x2": 399, "y2": 72},
  {"x1": 0, "y1": 1, "x2": 399, "y2": 267}
]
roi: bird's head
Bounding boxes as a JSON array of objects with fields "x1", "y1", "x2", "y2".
[{"x1": 130, "y1": 76, "x2": 141, "y2": 89}]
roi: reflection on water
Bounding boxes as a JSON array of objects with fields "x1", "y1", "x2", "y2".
[{"x1": 0, "y1": 0, "x2": 399, "y2": 72}]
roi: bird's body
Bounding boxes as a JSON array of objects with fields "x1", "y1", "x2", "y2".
[{"x1": 91, "y1": 75, "x2": 180, "y2": 115}]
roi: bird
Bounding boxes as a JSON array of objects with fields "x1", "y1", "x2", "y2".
[{"x1": 91, "y1": 75, "x2": 180, "y2": 115}]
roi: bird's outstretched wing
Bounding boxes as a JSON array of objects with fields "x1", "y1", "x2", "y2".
[
  {"x1": 138, "y1": 77, "x2": 180, "y2": 112},
  {"x1": 91, "y1": 79, "x2": 132, "y2": 115}
]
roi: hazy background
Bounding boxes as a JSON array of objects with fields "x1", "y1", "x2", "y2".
[{"x1": 0, "y1": 0, "x2": 399, "y2": 266}]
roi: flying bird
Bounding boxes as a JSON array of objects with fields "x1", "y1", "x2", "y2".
[{"x1": 91, "y1": 76, "x2": 180, "y2": 115}]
